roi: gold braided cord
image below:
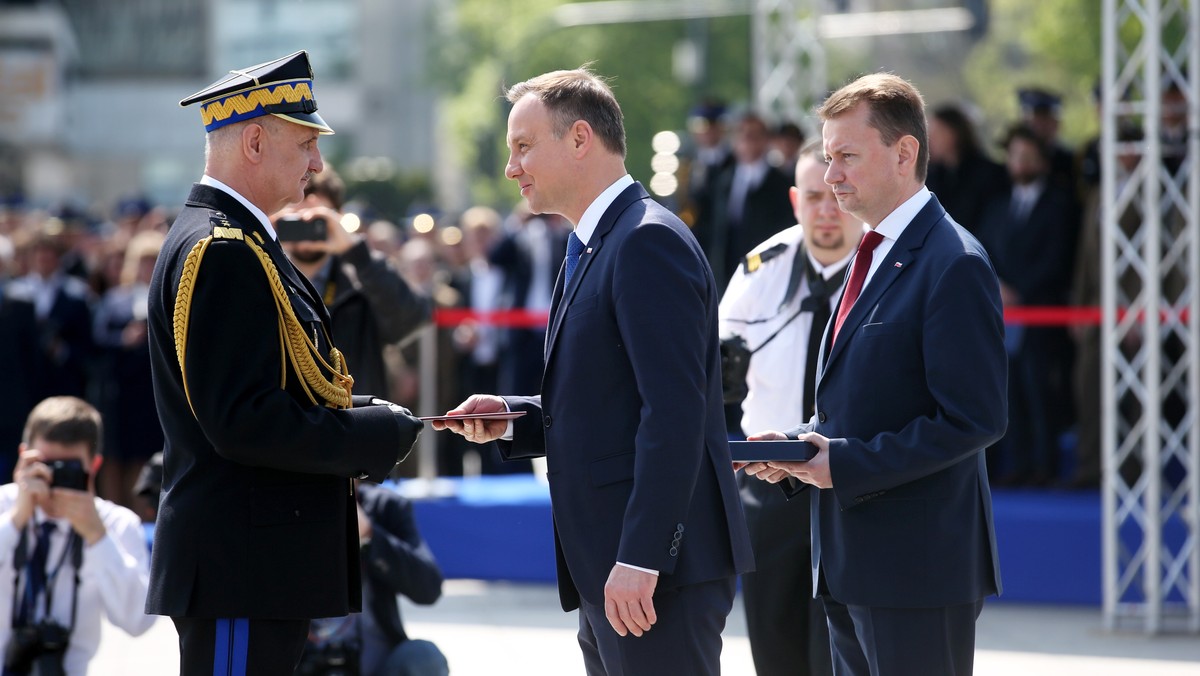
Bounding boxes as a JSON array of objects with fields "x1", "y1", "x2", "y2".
[
  {"x1": 171, "y1": 232, "x2": 354, "y2": 414},
  {"x1": 200, "y1": 82, "x2": 314, "y2": 127},
  {"x1": 173, "y1": 237, "x2": 213, "y2": 416},
  {"x1": 243, "y1": 237, "x2": 354, "y2": 409}
]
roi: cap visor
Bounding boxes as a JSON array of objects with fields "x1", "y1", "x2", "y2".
[{"x1": 272, "y1": 111, "x2": 334, "y2": 135}]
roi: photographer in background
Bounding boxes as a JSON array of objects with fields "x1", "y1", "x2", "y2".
[
  {"x1": 299, "y1": 480, "x2": 447, "y2": 676},
  {"x1": 0, "y1": 396, "x2": 154, "y2": 675},
  {"x1": 275, "y1": 166, "x2": 432, "y2": 403}
]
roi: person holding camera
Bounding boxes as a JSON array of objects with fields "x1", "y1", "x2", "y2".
[
  {"x1": 718, "y1": 141, "x2": 862, "y2": 676},
  {"x1": 274, "y1": 166, "x2": 431, "y2": 402},
  {"x1": 298, "y1": 480, "x2": 446, "y2": 676},
  {"x1": 148, "y1": 52, "x2": 424, "y2": 674},
  {"x1": 0, "y1": 396, "x2": 154, "y2": 675}
]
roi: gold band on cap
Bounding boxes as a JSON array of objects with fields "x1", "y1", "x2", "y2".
[{"x1": 200, "y1": 80, "x2": 314, "y2": 131}]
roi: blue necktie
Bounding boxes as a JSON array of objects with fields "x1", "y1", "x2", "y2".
[{"x1": 564, "y1": 232, "x2": 585, "y2": 286}]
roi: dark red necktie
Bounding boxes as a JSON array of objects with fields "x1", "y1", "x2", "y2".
[{"x1": 831, "y1": 230, "x2": 885, "y2": 345}]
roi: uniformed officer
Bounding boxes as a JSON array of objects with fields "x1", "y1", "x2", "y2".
[
  {"x1": 144, "y1": 51, "x2": 423, "y2": 676},
  {"x1": 719, "y1": 141, "x2": 864, "y2": 676}
]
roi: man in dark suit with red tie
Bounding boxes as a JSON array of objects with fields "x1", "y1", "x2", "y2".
[
  {"x1": 743, "y1": 73, "x2": 1007, "y2": 676},
  {"x1": 433, "y1": 67, "x2": 754, "y2": 676}
]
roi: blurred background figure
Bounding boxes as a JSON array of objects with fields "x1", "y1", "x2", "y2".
[
  {"x1": 453, "y1": 207, "x2": 504, "y2": 407},
  {"x1": 91, "y1": 229, "x2": 164, "y2": 509},
  {"x1": 0, "y1": 237, "x2": 40, "y2": 481},
  {"x1": 926, "y1": 103, "x2": 1009, "y2": 231},
  {"x1": 482, "y1": 205, "x2": 569, "y2": 476},
  {"x1": 768, "y1": 120, "x2": 806, "y2": 171},
  {"x1": 14, "y1": 224, "x2": 94, "y2": 403},
  {"x1": 394, "y1": 235, "x2": 466, "y2": 476},
  {"x1": 1160, "y1": 80, "x2": 1188, "y2": 174},
  {"x1": 1018, "y1": 87, "x2": 1078, "y2": 193},
  {"x1": 678, "y1": 98, "x2": 734, "y2": 236},
  {"x1": 276, "y1": 166, "x2": 431, "y2": 409},
  {"x1": 1070, "y1": 123, "x2": 1145, "y2": 489},
  {"x1": 299, "y1": 480, "x2": 447, "y2": 676},
  {"x1": 977, "y1": 124, "x2": 1081, "y2": 486},
  {"x1": 697, "y1": 110, "x2": 795, "y2": 291}
]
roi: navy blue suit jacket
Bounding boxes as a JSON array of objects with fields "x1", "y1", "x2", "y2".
[
  {"x1": 499, "y1": 182, "x2": 754, "y2": 612},
  {"x1": 788, "y1": 194, "x2": 1006, "y2": 608}
]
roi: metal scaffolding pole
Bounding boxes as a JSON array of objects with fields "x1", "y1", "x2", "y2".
[
  {"x1": 1102, "y1": 0, "x2": 1200, "y2": 634},
  {"x1": 752, "y1": 0, "x2": 825, "y2": 124}
]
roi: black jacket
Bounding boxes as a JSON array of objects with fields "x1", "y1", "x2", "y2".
[
  {"x1": 145, "y1": 184, "x2": 422, "y2": 619},
  {"x1": 322, "y1": 240, "x2": 430, "y2": 398},
  {"x1": 357, "y1": 481, "x2": 443, "y2": 646}
]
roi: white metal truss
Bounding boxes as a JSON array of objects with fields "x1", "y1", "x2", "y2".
[
  {"x1": 752, "y1": 0, "x2": 825, "y2": 124},
  {"x1": 1101, "y1": 0, "x2": 1200, "y2": 634}
]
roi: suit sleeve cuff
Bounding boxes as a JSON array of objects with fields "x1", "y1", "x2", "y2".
[
  {"x1": 616, "y1": 561, "x2": 659, "y2": 576},
  {"x1": 501, "y1": 400, "x2": 514, "y2": 441}
]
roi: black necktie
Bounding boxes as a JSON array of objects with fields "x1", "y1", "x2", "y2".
[
  {"x1": 18, "y1": 522, "x2": 55, "y2": 626},
  {"x1": 800, "y1": 260, "x2": 848, "y2": 418}
]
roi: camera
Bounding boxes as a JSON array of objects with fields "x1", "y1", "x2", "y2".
[
  {"x1": 3, "y1": 621, "x2": 69, "y2": 675},
  {"x1": 48, "y1": 459, "x2": 88, "y2": 492},
  {"x1": 296, "y1": 641, "x2": 360, "y2": 676},
  {"x1": 719, "y1": 335, "x2": 752, "y2": 405},
  {"x1": 277, "y1": 214, "x2": 329, "y2": 242}
]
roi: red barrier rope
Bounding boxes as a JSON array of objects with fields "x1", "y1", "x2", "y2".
[{"x1": 432, "y1": 306, "x2": 1191, "y2": 329}]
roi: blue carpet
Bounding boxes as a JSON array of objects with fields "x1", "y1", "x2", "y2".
[{"x1": 404, "y1": 477, "x2": 1126, "y2": 605}]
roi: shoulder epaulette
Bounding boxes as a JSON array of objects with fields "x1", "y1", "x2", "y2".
[
  {"x1": 742, "y1": 242, "x2": 788, "y2": 273},
  {"x1": 209, "y1": 213, "x2": 243, "y2": 241}
]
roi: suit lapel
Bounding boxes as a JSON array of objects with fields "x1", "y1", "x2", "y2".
[
  {"x1": 543, "y1": 183, "x2": 646, "y2": 365},
  {"x1": 821, "y1": 196, "x2": 946, "y2": 374}
]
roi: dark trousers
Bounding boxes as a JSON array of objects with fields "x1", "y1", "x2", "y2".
[
  {"x1": 821, "y1": 598, "x2": 984, "y2": 676},
  {"x1": 740, "y1": 478, "x2": 832, "y2": 676},
  {"x1": 173, "y1": 616, "x2": 309, "y2": 676},
  {"x1": 576, "y1": 576, "x2": 735, "y2": 676}
]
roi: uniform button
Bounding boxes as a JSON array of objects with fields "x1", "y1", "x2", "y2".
[
  {"x1": 544, "y1": 415, "x2": 553, "y2": 428},
  {"x1": 818, "y1": 412, "x2": 828, "y2": 423},
  {"x1": 669, "y1": 547, "x2": 678, "y2": 557},
  {"x1": 294, "y1": 510, "x2": 301, "y2": 517}
]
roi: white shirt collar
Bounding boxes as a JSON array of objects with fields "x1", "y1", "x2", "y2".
[
  {"x1": 200, "y1": 175, "x2": 279, "y2": 241},
  {"x1": 574, "y1": 175, "x2": 634, "y2": 245},
  {"x1": 806, "y1": 245, "x2": 858, "y2": 280},
  {"x1": 873, "y1": 186, "x2": 931, "y2": 244}
]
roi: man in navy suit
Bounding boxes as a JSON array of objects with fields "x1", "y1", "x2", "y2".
[
  {"x1": 434, "y1": 67, "x2": 754, "y2": 676},
  {"x1": 743, "y1": 73, "x2": 1007, "y2": 676}
]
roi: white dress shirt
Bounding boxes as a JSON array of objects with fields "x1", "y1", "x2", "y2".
[
  {"x1": 718, "y1": 225, "x2": 857, "y2": 434},
  {"x1": 860, "y1": 186, "x2": 932, "y2": 290},
  {"x1": 0, "y1": 484, "x2": 154, "y2": 675},
  {"x1": 200, "y1": 175, "x2": 279, "y2": 241}
]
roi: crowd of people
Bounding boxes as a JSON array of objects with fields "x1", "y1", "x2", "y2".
[{"x1": 0, "y1": 60, "x2": 1187, "y2": 673}]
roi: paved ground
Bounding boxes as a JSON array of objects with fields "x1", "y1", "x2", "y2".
[{"x1": 94, "y1": 580, "x2": 1200, "y2": 675}]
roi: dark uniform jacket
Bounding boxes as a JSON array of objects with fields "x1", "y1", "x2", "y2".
[
  {"x1": 145, "y1": 184, "x2": 421, "y2": 620},
  {"x1": 701, "y1": 163, "x2": 795, "y2": 290},
  {"x1": 356, "y1": 481, "x2": 443, "y2": 647},
  {"x1": 322, "y1": 240, "x2": 430, "y2": 398}
]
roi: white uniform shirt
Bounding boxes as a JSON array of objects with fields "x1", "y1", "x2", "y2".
[
  {"x1": 0, "y1": 484, "x2": 155, "y2": 675},
  {"x1": 718, "y1": 225, "x2": 856, "y2": 435}
]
